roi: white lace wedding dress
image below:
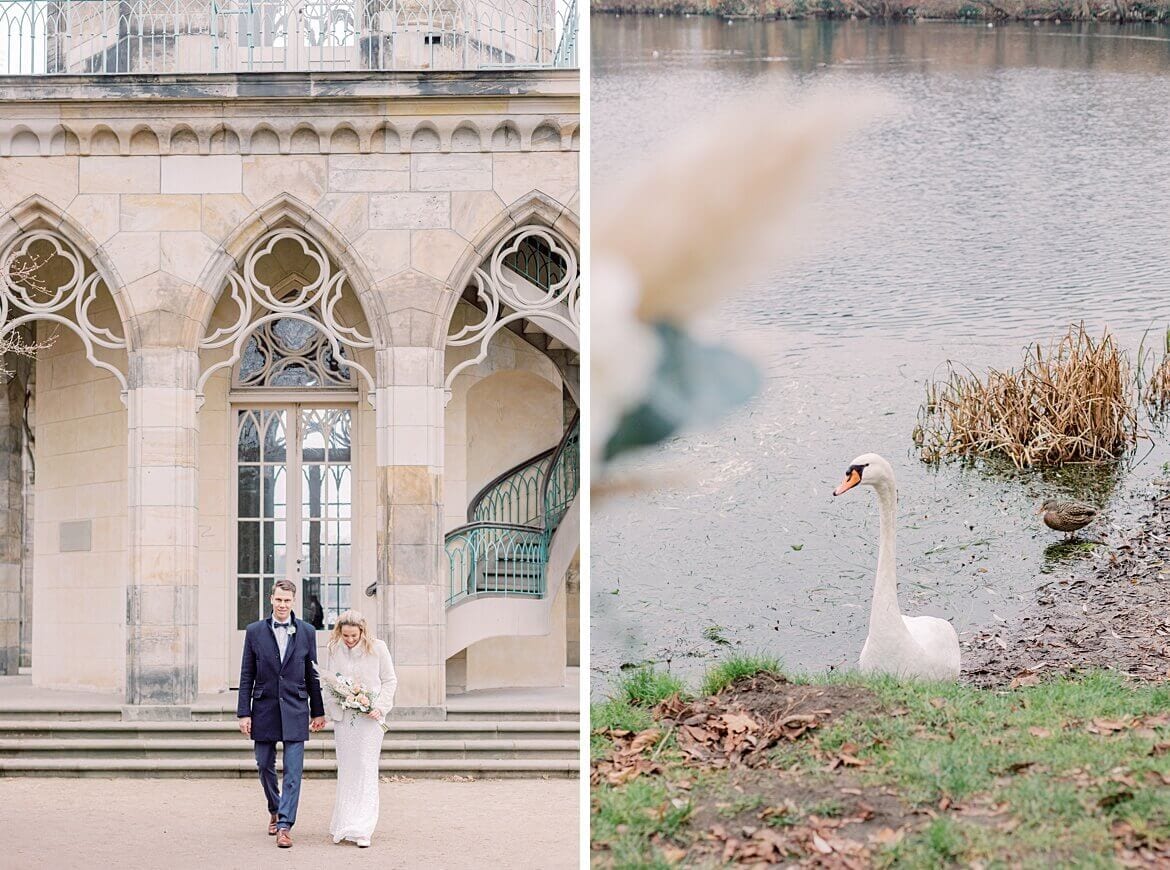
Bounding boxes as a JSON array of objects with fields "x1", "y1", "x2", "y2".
[{"x1": 323, "y1": 638, "x2": 398, "y2": 846}]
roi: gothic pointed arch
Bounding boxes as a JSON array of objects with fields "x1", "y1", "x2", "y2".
[
  {"x1": 0, "y1": 196, "x2": 134, "y2": 391},
  {"x1": 193, "y1": 196, "x2": 385, "y2": 405},
  {"x1": 441, "y1": 192, "x2": 579, "y2": 398}
]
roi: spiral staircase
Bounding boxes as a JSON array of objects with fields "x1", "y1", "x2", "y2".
[
  {"x1": 445, "y1": 412, "x2": 578, "y2": 605},
  {"x1": 443, "y1": 414, "x2": 578, "y2": 659},
  {"x1": 443, "y1": 221, "x2": 580, "y2": 657}
]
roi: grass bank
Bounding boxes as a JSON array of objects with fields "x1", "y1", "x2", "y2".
[
  {"x1": 591, "y1": 0, "x2": 1170, "y2": 22},
  {"x1": 591, "y1": 658, "x2": 1170, "y2": 866}
]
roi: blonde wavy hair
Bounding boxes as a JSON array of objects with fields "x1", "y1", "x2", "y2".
[{"x1": 328, "y1": 610, "x2": 375, "y2": 655}]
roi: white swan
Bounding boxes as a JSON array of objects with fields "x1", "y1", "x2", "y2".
[{"x1": 833, "y1": 453, "x2": 961, "y2": 681}]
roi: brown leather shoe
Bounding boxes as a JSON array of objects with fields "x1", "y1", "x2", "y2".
[
  {"x1": 268, "y1": 814, "x2": 278, "y2": 836},
  {"x1": 277, "y1": 828, "x2": 293, "y2": 848}
]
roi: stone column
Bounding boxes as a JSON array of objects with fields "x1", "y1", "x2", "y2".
[
  {"x1": 0, "y1": 366, "x2": 27, "y2": 675},
  {"x1": 375, "y1": 346, "x2": 446, "y2": 717},
  {"x1": 125, "y1": 347, "x2": 199, "y2": 709}
]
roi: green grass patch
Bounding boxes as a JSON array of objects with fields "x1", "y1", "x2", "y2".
[
  {"x1": 591, "y1": 668, "x2": 1170, "y2": 867},
  {"x1": 612, "y1": 667, "x2": 688, "y2": 708},
  {"x1": 592, "y1": 778, "x2": 691, "y2": 868},
  {"x1": 592, "y1": 668, "x2": 688, "y2": 763},
  {"x1": 698, "y1": 653, "x2": 783, "y2": 696}
]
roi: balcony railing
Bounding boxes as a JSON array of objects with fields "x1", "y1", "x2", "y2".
[{"x1": 0, "y1": 0, "x2": 578, "y2": 74}]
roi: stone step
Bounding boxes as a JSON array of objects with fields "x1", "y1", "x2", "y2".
[
  {"x1": 0, "y1": 719, "x2": 578, "y2": 741},
  {"x1": 0, "y1": 706, "x2": 125, "y2": 722},
  {"x1": 0, "y1": 756, "x2": 579, "y2": 778},
  {"x1": 0, "y1": 705, "x2": 580, "y2": 723},
  {"x1": 0, "y1": 737, "x2": 578, "y2": 760},
  {"x1": 445, "y1": 706, "x2": 579, "y2": 722}
]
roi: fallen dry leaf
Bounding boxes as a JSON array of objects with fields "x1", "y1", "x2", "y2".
[
  {"x1": 657, "y1": 843, "x2": 687, "y2": 864},
  {"x1": 829, "y1": 752, "x2": 867, "y2": 770},
  {"x1": 870, "y1": 827, "x2": 904, "y2": 845},
  {"x1": 722, "y1": 711, "x2": 760, "y2": 734},
  {"x1": 1090, "y1": 718, "x2": 1132, "y2": 734},
  {"x1": 811, "y1": 832, "x2": 834, "y2": 854},
  {"x1": 628, "y1": 728, "x2": 663, "y2": 754}
]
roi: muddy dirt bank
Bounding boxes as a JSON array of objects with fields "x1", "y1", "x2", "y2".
[{"x1": 965, "y1": 477, "x2": 1170, "y2": 687}]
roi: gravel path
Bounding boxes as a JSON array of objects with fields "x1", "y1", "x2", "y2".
[{"x1": 0, "y1": 777, "x2": 579, "y2": 869}]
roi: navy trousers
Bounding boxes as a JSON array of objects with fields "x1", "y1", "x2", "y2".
[{"x1": 254, "y1": 740, "x2": 306, "y2": 829}]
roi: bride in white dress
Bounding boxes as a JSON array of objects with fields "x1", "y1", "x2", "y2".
[{"x1": 323, "y1": 610, "x2": 398, "y2": 847}]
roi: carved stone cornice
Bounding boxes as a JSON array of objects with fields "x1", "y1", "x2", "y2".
[{"x1": 0, "y1": 72, "x2": 580, "y2": 156}]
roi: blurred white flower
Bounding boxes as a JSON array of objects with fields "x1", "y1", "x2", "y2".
[
  {"x1": 591, "y1": 255, "x2": 661, "y2": 466},
  {"x1": 595, "y1": 86, "x2": 892, "y2": 324},
  {"x1": 591, "y1": 84, "x2": 892, "y2": 481}
]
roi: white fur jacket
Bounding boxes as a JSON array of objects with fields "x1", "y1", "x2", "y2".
[{"x1": 321, "y1": 638, "x2": 398, "y2": 721}]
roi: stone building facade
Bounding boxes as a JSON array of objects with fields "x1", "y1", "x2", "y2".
[{"x1": 0, "y1": 53, "x2": 579, "y2": 715}]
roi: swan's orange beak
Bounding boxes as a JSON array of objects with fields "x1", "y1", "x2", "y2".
[{"x1": 833, "y1": 469, "x2": 861, "y2": 497}]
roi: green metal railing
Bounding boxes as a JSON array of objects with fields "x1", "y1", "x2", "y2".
[
  {"x1": 446, "y1": 414, "x2": 578, "y2": 606},
  {"x1": 445, "y1": 522, "x2": 547, "y2": 601},
  {"x1": 542, "y1": 416, "x2": 578, "y2": 530},
  {"x1": 469, "y1": 449, "x2": 553, "y2": 527},
  {"x1": 501, "y1": 234, "x2": 568, "y2": 292}
]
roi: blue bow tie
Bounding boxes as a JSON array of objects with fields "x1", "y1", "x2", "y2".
[{"x1": 274, "y1": 621, "x2": 291, "y2": 629}]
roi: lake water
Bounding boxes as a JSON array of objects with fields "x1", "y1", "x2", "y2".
[{"x1": 590, "y1": 16, "x2": 1170, "y2": 693}]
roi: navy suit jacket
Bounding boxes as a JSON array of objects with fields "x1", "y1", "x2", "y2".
[{"x1": 237, "y1": 615, "x2": 325, "y2": 743}]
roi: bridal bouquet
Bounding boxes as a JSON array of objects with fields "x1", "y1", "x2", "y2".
[{"x1": 314, "y1": 665, "x2": 389, "y2": 732}]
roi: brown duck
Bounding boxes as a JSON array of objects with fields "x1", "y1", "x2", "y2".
[{"x1": 1037, "y1": 499, "x2": 1099, "y2": 538}]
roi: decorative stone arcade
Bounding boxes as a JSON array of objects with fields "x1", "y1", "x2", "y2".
[{"x1": 0, "y1": 63, "x2": 579, "y2": 714}]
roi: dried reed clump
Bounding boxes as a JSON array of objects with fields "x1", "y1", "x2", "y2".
[
  {"x1": 1141, "y1": 329, "x2": 1170, "y2": 414},
  {"x1": 1143, "y1": 357, "x2": 1170, "y2": 414},
  {"x1": 914, "y1": 325, "x2": 1138, "y2": 469}
]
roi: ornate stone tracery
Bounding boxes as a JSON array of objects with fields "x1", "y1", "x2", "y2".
[
  {"x1": 198, "y1": 227, "x2": 375, "y2": 403},
  {"x1": 0, "y1": 229, "x2": 129, "y2": 393},
  {"x1": 444, "y1": 222, "x2": 579, "y2": 397},
  {"x1": 236, "y1": 308, "x2": 355, "y2": 389}
]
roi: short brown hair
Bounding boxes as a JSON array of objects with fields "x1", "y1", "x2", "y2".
[{"x1": 272, "y1": 579, "x2": 296, "y2": 596}]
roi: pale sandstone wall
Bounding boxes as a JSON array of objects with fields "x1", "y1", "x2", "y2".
[
  {"x1": 465, "y1": 584, "x2": 567, "y2": 690},
  {"x1": 443, "y1": 308, "x2": 562, "y2": 533},
  {"x1": 31, "y1": 325, "x2": 127, "y2": 693},
  {"x1": 466, "y1": 369, "x2": 562, "y2": 497}
]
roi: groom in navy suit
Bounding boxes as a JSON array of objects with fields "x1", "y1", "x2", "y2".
[{"x1": 238, "y1": 579, "x2": 326, "y2": 849}]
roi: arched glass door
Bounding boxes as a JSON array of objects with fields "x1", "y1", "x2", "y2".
[{"x1": 230, "y1": 405, "x2": 354, "y2": 680}]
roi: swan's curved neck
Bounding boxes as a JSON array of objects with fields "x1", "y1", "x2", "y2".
[{"x1": 870, "y1": 477, "x2": 905, "y2": 631}]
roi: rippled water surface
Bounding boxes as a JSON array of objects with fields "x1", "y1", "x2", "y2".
[{"x1": 591, "y1": 16, "x2": 1170, "y2": 693}]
